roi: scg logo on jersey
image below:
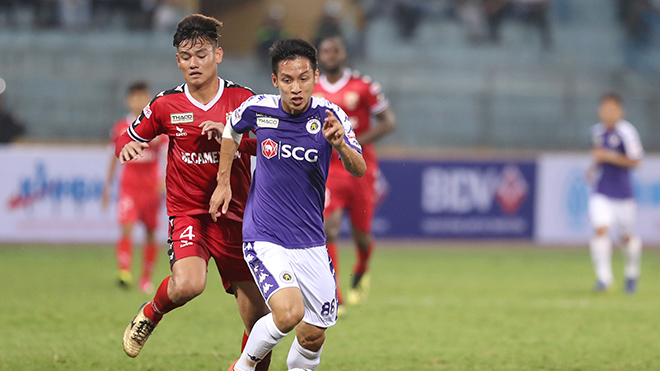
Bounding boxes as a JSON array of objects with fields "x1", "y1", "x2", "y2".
[{"x1": 261, "y1": 138, "x2": 318, "y2": 162}]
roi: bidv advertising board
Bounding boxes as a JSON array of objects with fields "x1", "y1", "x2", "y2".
[
  {"x1": 0, "y1": 145, "x2": 167, "y2": 243},
  {"x1": 371, "y1": 159, "x2": 536, "y2": 239}
]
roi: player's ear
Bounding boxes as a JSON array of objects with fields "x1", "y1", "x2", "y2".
[
  {"x1": 314, "y1": 69, "x2": 319, "y2": 84},
  {"x1": 215, "y1": 47, "x2": 223, "y2": 64},
  {"x1": 271, "y1": 73, "x2": 278, "y2": 88}
]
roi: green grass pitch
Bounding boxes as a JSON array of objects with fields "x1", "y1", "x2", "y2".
[{"x1": 1, "y1": 243, "x2": 660, "y2": 370}]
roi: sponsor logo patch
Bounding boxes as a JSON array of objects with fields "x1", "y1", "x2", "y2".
[
  {"x1": 171, "y1": 112, "x2": 194, "y2": 124},
  {"x1": 175, "y1": 126, "x2": 187, "y2": 137},
  {"x1": 306, "y1": 118, "x2": 321, "y2": 134},
  {"x1": 257, "y1": 116, "x2": 279, "y2": 128},
  {"x1": 261, "y1": 138, "x2": 278, "y2": 159}
]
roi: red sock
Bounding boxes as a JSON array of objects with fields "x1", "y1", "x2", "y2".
[
  {"x1": 326, "y1": 242, "x2": 343, "y2": 304},
  {"x1": 353, "y1": 242, "x2": 374, "y2": 276},
  {"x1": 242, "y1": 330, "x2": 272, "y2": 371},
  {"x1": 141, "y1": 242, "x2": 158, "y2": 281},
  {"x1": 116, "y1": 236, "x2": 133, "y2": 272},
  {"x1": 143, "y1": 276, "x2": 183, "y2": 324}
]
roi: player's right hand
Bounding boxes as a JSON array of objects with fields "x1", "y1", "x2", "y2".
[
  {"x1": 119, "y1": 141, "x2": 149, "y2": 164},
  {"x1": 199, "y1": 120, "x2": 225, "y2": 143},
  {"x1": 209, "y1": 183, "x2": 232, "y2": 222}
]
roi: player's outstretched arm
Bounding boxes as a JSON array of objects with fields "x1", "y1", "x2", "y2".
[
  {"x1": 592, "y1": 148, "x2": 641, "y2": 168},
  {"x1": 323, "y1": 110, "x2": 366, "y2": 177},
  {"x1": 209, "y1": 137, "x2": 240, "y2": 221},
  {"x1": 118, "y1": 141, "x2": 150, "y2": 164}
]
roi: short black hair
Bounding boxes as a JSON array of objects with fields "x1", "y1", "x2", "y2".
[
  {"x1": 601, "y1": 92, "x2": 623, "y2": 105},
  {"x1": 269, "y1": 39, "x2": 317, "y2": 75},
  {"x1": 128, "y1": 80, "x2": 149, "y2": 94},
  {"x1": 173, "y1": 14, "x2": 222, "y2": 48}
]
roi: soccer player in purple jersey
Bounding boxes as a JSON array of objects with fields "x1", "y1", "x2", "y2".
[
  {"x1": 586, "y1": 93, "x2": 644, "y2": 294},
  {"x1": 209, "y1": 39, "x2": 365, "y2": 371}
]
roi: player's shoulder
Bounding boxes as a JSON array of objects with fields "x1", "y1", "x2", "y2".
[
  {"x1": 311, "y1": 97, "x2": 350, "y2": 121},
  {"x1": 224, "y1": 79, "x2": 256, "y2": 96},
  {"x1": 591, "y1": 123, "x2": 606, "y2": 136},
  {"x1": 241, "y1": 94, "x2": 279, "y2": 108},
  {"x1": 234, "y1": 94, "x2": 280, "y2": 117},
  {"x1": 149, "y1": 83, "x2": 186, "y2": 106},
  {"x1": 616, "y1": 120, "x2": 638, "y2": 133},
  {"x1": 616, "y1": 120, "x2": 641, "y2": 139},
  {"x1": 349, "y1": 69, "x2": 383, "y2": 94},
  {"x1": 348, "y1": 69, "x2": 372, "y2": 84},
  {"x1": 312, "y1": 96, "x2": 341, "y2": 111}
]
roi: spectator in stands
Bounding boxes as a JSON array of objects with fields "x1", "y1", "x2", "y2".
[
  {"x1": 314, "y1": 1, "x2": 345, "y2": 46},
  {"x1": 511, "y1": 0, "x2": 553, "y2": 49},
  {"x1": 617, "y1": 0, "x2": 660, "y2": 68},
  {"x1": 393, "y1": 0, "x2": 424, "y2": 40},
  {"x1": 0, "y1": 86, "x2": 26, "y2": 143},
  {"x1": 452, "y1": 0, "x2": 487, "y2": 44},
  {"x1": 255, "y1": 4, "x2": 291, "y2": 69},
  {"x1": 483, "y1": 0, "x2": 510, "y2": 44}
]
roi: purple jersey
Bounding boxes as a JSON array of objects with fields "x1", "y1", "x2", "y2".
[
  {"x1": 591, "y1": 120, "x2": 643, "y2": 199},
  {"x1": 227, "y1": 95, "x2": 362, "y2": 248}
]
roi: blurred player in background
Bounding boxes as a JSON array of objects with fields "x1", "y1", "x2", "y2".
[
  {"x1": 116, "y1": 15, "x2": 271, "y2": 369},
  {"x1": 102, "y1": 80, "x2": 165, "y2": 293},
  {"x1": 211, "y1": 39, "x2": 365, "y2": 371},
  {"x1": 586, "y1": 92, "x2": 644, "y2": 294},
  {"x1": 313, "y1": 36, "x2": 396, "y2": 311}
]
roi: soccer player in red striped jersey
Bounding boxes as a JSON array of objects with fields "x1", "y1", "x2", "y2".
[
  {"x1": 102, "y1": 80, "x2": 166, "y2": 294},
  {"x1": 313, "y1": 37, "x2": 397, "y2": 312},
  {"x1": 117, "y1": 15, "x2": 271, "y2": 369}
]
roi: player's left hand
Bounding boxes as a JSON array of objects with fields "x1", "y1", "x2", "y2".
[
  {"x1": 323, "y1": 110, "x2": 345, "y2": 148},
  {"x1": 199, "y1": 120, "x2": 225, "y2": 143}
]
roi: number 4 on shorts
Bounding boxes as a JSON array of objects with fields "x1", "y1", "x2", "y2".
[{"x1": 180, "y1": 225, "x2": 195, "y2": 240}]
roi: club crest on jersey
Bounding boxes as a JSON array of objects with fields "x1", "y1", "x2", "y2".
[
  {"x1": 171, "y1": 112, "x2": 194, "y2": 124},
  {"x1": 306, "y1": 118, "x2": 321, "y2": 134},
  {"x1": 280, "y1": 271, "x2": 294, "y2": 283},
  {"x1": 607, "y1": 134, "x2": 621, "y2": 148},
  {"x1": 261, "y1": 138, "x2": 278, "y2": 159},
  {"x1": 257, "y1": 116, "x2": 279, "y2": 128}
]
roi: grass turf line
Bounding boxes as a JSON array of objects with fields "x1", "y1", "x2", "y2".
[{"x1": 1, "y1": 244, "x2": 659, "y2": 370}]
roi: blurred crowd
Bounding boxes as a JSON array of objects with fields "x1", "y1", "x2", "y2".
[{"x1": 0, "y1": 0, "x2": 195, "y2": 31}]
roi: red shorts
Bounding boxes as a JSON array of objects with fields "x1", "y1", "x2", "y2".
[
  {"x1": 117, "y1": 191, "x2": 162, "y2": 230},
  {"x1": 167, "y1": 214, "x2": 252, "y2": 292},
  {"x1": 324, "y1": 169, "x2": 377, "y2": 233}
]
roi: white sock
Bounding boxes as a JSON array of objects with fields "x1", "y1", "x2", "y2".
[
  {"x1": 235, "y1": 313, "x2": 289, "y2": 371},
  {"x1": 286, "y1": 336, "x2": 323, "y2": 371},
  {"x1": 590, "y1": 234, "x2": 613, "y2": 285},
  {"x1": 624, "y1": 236, "x2": 642, "y2": 280}
]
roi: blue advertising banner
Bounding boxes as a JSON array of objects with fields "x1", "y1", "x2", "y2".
[{"x1": 368, "y1": 159, "x2": 537, "y2": 239}]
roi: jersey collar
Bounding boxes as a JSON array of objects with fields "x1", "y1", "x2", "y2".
[
  {"x1": 184, "y1": 77, "x2": 225, "y2": 112},
  {"x1": 319, "y1": 68, "x2": 352, "y2": 94}
]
